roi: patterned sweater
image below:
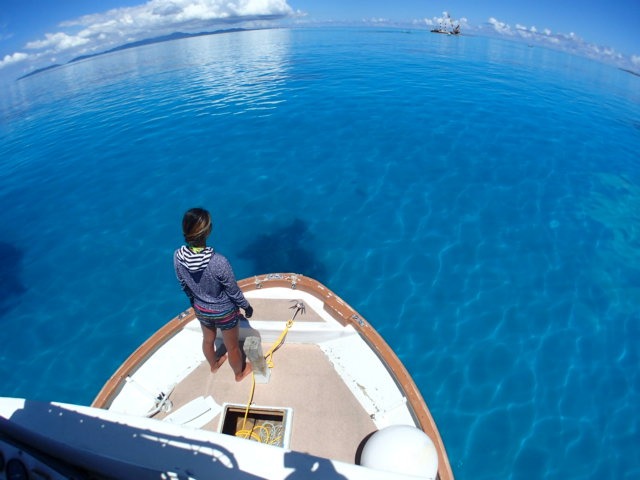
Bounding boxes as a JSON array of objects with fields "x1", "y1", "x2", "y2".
[{"x1": 174, "y1": 246, "x2": 249, "y2": 313}]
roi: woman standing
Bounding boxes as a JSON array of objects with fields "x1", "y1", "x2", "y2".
[{"x1": 174, "y1": 208, "x2": 253, "y2": 381}]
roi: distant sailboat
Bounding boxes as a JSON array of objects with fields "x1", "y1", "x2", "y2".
[{"x1": 430, "y1": 12, "x2": 461, "y2": 35}]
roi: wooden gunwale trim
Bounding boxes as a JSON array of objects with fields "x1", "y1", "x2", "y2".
[
  {"x1": 239, "y1": 273, "x2": 454, "y2": 480},
  {"x1": 91, "y1": 309, "x2": 196, "y2": 409}
]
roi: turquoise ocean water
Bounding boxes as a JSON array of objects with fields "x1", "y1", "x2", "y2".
[{"x1": 1, "y1": 28, "x2": 639, "y2": 479}]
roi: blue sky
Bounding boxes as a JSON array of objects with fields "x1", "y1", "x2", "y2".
[{"x1": 1, "y1": 0, "x2": 639, "y2": 79}]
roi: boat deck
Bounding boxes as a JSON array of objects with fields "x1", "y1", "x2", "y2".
[
  {"x1": 152, "y1": 296, "x2": 378, "y2": 464},
  {"x1": 157, "y1": 342, "x2": 377, "y2": 463},
  {"x1": 95, "y1": 280, "x2": 452, "y2": 478}
]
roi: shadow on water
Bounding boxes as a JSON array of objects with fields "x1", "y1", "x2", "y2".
[
  {"x1": 238, "y1": 219, "x2": 328, "y2": 282},
  {"x1": 0, "y1": 242, "x2": 26, "y2": 317}
]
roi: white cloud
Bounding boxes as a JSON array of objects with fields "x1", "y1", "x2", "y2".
[
  {"x1": 25, "y1": 32, "x2": 91, "y2": 52},
  {"x1": 483, "y1": 16, "x2": 639, "y2": 72},
  {"x1": 489, "y1": 17, "x2": 572, "y2": 44},
  {"x1": 488, "y1": 17, "x2": 512, "y2": 36},
  {"x1": 0, "y1": 52, "x2": 29, "y2": 68},
  {"x1": 11, "y1": 0, "x2": 293, "y2": 64},
  {"x1": 60, "y1": 0, "x2": 293, "y2": 35},
  {"x1": 364, "y1": 18, "x2": 389, "y2": 24}
]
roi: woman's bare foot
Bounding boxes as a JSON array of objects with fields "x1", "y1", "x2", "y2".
[
  {"x1": 210, "y1": 353, "x2": 228, "y2": 373},
  {"x1": 235, "y1": 362, "x2": 252, "y2": 382}
]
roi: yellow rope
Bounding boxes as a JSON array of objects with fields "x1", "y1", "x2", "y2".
[
  {"x1": 236, "y1": 316, "x2": 296, "y2": 443},
  {"x1": 264, "y1": 318, "x2": 294, "y2": 369},
  {"x1": 237, "y1": 373, "x2": 256, "y2": 439}
]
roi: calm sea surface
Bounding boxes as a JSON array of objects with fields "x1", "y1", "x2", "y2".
[{"x1": 1, "y1": 27, "x2": 639, "y2": 479}]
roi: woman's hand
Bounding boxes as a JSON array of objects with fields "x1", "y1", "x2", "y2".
[{"x1": 244, "y1": 305, "x2": 253, "y2": 318}]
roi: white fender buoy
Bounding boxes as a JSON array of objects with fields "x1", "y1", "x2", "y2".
[{"x1": 360, "y1": 425, "x2": 438, "y2": 479}]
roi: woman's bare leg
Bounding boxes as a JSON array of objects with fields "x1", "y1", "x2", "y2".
[
  {"x1": 221, "y1": 325, "x2": 252, "y2": 381},
  {"x1": 200, "y1": 323, "x2": 227, "y2": 373}
]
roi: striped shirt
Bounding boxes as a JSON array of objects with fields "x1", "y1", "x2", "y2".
[{"x1": 174, "y1": 246, "x2": 249, "y2": 314}]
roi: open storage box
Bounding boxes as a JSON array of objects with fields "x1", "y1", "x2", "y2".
[{"x1": 219, "y1": 403, "x2": 293, "y2": 448}]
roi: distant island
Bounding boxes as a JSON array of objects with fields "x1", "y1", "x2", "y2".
[
  {"x1": 18, "y1": 27, "x2": 247, "y2": 80},
  {"x1": 18, "y1": 63, "x2": 64, "y2": 79},
  {"x1": 620, "y1": 68, "x2": 640, "y2": 77}
]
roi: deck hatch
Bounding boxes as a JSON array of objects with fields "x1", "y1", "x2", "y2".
[{"x1": 219, "y1": 403, "x2": 293, "y2": 449}]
